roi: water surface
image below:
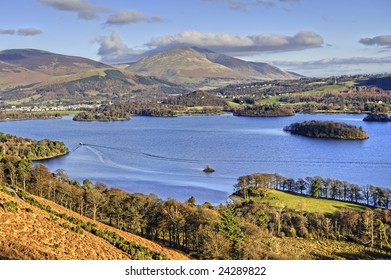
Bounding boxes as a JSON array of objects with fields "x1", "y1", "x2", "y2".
[{"x1": 1, "y1": 114, "x2": 389, "y2": 204}]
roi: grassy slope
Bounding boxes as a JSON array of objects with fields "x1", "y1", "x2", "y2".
[
  {"x1": 0, "y1": 191, "x2": 189, "y2": 260},
  {"x1": 261, "y1": 189, "x2": 368, "y2": 216},
  {"x1": 255, "y1": 190, "x2": 391, "y2": 260},
  {"x1": 264, "y1": 236, "x2": 391, "y2": 260},
  {"x1": 261, "y1": 84, "x2": 350, "y2": 105}
]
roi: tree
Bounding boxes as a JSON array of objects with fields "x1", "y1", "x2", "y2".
[
  {"x1": 83, "y1": 178, "x2": 94, "y2": 189},
  {"x1": 310, "y1": 177, "x2": 322, "y2": 198},
  {"x1": 296, "y1": 178, "x2": 307, "y2": 194},
  {"x1": 17, "y1": 159, "x2": 32, "y2": 190},
  {"x1": 219, "y1": 204, "x2": 244, "y2": 245},
  {"x1": 29, "y1": 164, "x2": 53, "y2": 197},
  {"x1": 85, "y1": 188, "x2": 107, "y2": 220}
]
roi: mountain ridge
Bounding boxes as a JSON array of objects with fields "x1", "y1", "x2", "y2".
[
  {"x1": 0, "y1": 49, "x2": 187, "y2": 106},
  {"x1": 123, "y1": 46, "x2": 301, "y2": 88}
]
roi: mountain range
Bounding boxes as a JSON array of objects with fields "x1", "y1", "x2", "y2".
[{"x1": 0, "y1": 47, "x2": 300, "y2": 107}]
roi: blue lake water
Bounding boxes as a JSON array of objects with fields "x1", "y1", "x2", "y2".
[{"x1": 0, "y1": 113, "x2": 390, "y2": 204}]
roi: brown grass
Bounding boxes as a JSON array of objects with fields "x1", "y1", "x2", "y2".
[{"x1": 0, "y1": 192, "x2": 189, "y2": 260}]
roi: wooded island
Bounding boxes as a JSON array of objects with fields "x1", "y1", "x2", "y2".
[{"x1": 283, "y1": 121, "x2": 369, "y2": 140}]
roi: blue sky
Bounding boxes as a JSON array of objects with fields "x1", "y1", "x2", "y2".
[{"x1": 1, "y1": 0, "x2": 390, "y2": 76}]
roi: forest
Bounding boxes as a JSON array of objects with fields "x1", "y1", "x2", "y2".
[
  {"x1": 283, "y1": 121, "x2": 369, "y2": 140},
  {"x1": 73, "y1": 91, "x2": 228, "y2": 120},
  {"x1": 0, "y1": 111, "x2": 64, "y2": 121},
  {"x1": 1, "y1": 132, "x2": 390, "y2": 259},
  {"x1": 0, "y1": 132, "x2": 68, "y2": 160},
  {"x1": 233, "y1": 103, "x2": 294, "y2": 117}
]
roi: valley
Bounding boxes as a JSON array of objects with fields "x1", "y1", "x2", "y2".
[{"x1": 1, "y1": 47, "x2": 390, "y2": 261}]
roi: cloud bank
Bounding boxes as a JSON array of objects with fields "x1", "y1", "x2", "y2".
[
  {"x1": 97, "y1": 30, "x2": 323, "y2": 63},
  {"x1": 39, "y1": 0, "x2": 164, "y2": 25},
  {"x1": 147, "y1": 30, "x2": 323, "y2": 54},
  {"x1": 0, "y1": 28, "x2": 42, "y2": 36},
  {"x1": 203, "y1": 0, "x2": 299, "y2": 10},
  {"x1": 39, "y1": 0, "x2": 108, "y2": 20},
  {"x1": 97, "y1": 32, "x2": 146, "y2": 63},
  {"x1": 359, "y1": 35, "x2": 391, "y2": 47},
  {"x1": 270, "y1": 56, "x2": 391, "y2": 76},
  {"x1": 105, "y1": 10, "x2": 164, "y2": 25}
]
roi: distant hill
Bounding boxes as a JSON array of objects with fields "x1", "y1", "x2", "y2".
[
  {"x1": 0, "y1": 49, "x2": 187, "y2": 106},
  {"x1": 0, "y1": 49, "x2": 108, "y2": 76},
  {"x1": 123, "y1": 47, "x2": 301, "y2": 89},
  {"x1": 0, "y1": 190, "x2": 188, "y2": 260}
]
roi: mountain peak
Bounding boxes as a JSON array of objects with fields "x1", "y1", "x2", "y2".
[{"x1": 125, "y1": 47, "x2": 300, "y2": 88}]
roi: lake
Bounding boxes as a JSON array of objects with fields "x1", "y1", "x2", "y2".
[{"x1": 1, "y1": 113, "x2": 390, "y2": 204}]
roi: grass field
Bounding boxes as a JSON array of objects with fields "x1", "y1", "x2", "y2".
[
  {"x1": 260, "y1": 190, "x2": 368, "y2": 216},
  {"x1": 31, "y1": 110, "x2": 83, "y2": 115},
  {"x1": 261, "y1": 84, "x2": 350, "y2": 105}
]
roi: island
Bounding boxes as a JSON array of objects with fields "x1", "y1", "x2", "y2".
[
  {"x1": 283, "y1": 120, "x2": 369, "y2": 140},
  {"x1": 363, "y1": 113, "x2": 391, "y2": 122}
]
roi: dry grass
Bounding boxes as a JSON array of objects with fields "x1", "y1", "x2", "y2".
[
  {"x1": 0, "y1": 191, "x2": 189, "y2": 260},
  {"x1": 263, "y1": 237, "x2": 391, "y2": 260}
]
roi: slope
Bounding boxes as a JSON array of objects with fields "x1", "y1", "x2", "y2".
[
  {"x1": 0, "y1": 190, "x2": 189, "y2": 260},
  {"x1": 0, "y1": 49, "x2": 188, "y2": 106},
  {"x1": 0, "y1": 49, "x2": 109, "y2": 76},
  {"x1": 125, "y1": 47, "x2": 300, "y2": 89}
]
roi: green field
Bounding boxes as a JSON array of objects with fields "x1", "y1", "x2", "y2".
[
  {"x1": 261, "y1": 84, "x2": 350, "y2": 105},
  {"x1": 260, "y1": 190, "x2": 368, "y2": 216},
  {"x1": 31, "y1": 110, "x2": 83, "y2": 115}
]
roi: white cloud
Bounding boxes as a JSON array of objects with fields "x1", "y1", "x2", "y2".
[
  {"x1": 17, "y1": 28, "x2": 43, "y2": 36},
  {"x1": 0, "y1": 29, "x2": 15, "y2": 35},
  {"x1": 359, "y1": 35, "x2": 391, "y2": 47},
  {"x1": 147, "y1": 30, "x2": 323, "y2": 54},
  {"x1": 0, "y1": 28, "x2": 42, "y2": 36},
  {"x1": 39, "y1": 0, "x2": 107, "y2": 20},
  {"x1": 97, "y1": 30, "x2": 323, "y2": 63},
  {"x1": 97, "y1": 32, "x2": 147, "y2": 63},
  {"x1": 105, "y1": 10, "x2": 164, "y2": 25}
]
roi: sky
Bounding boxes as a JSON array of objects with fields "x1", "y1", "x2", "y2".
[{"x1": 1, "y1": 0, "x2": 390, "y2": 77}]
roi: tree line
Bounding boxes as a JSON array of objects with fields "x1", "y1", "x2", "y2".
[
  {"x1": 0, "y1": 132, "x2": 68, "y2": 160},
  {"x1": 233, "y1": 103, "x2": 294, "y2": 117},
  {"x1": 73, "y1": 91, "x2": 229, "y2": 121},
  {"x1": 233, "y1": 173, "x2": 391, "y2": 209},
  {"x1": 2, "y1": 150, "x2": 391, "y2": 259}
]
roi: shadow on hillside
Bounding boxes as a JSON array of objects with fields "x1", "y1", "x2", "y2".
[
  {"x1": 333, "y1": 204, "x2": 368, "y2": 212},
  {"x1": 335, "y1": 249, "x2": 391, "y2": 260},
  {"x1": 357, "y1": 76, "x2": 391, "y2": 90}
]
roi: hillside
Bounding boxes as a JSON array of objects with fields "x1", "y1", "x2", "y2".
[
  {"x1": 0, "y1": 49, "x2": 108, "y2": 76},
  {"x1": 0, "y1": 190, "x2": 189, "y2": 260},
  {"x1": 124, "y1": 47, "x2": 300, "y2": 89},
  {"x1": 0, "y1": 49, "x2": 188, "y2": 107}
]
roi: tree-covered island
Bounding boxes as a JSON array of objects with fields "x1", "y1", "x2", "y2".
[
  {"x1": 283, "y1": 121, "x2": 369, "y2": 140},
  {"x1": 363, "y1": 114, "x2": 391, "y2": 122}
]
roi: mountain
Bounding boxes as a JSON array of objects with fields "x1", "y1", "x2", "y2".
[
  {"x1": 0, "y1": 49, "x2": 187, "y2": 107},
  {"x1": 0, "y1": 190, "x2": 188, "y2": 260},
  {"x1": 0, "y1": 49, "x2": 108, "y2": 76},
  {"x1": 123, "y1": 47, "x2": 301, "y2": 89}
]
